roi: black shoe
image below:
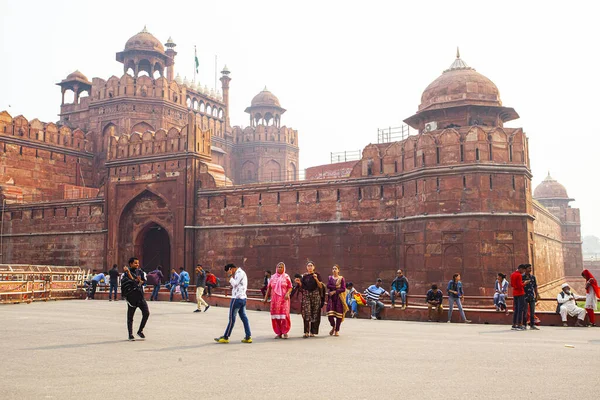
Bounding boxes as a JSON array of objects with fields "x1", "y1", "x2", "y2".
[
  {"x1": 204, "y1": 305, "x2": 210, "y2": 312},
  {"x1": 128, "y1": 335, "x2": 135, "y2": 341},
  {"x1": 136, "y1": 331, "x2": 145, "y2": 339},
  {"x1": 194, "y1": 309, "x2": 201, "y2": 313}
]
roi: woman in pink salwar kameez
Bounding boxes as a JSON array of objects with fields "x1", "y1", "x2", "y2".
[{"x1": 264, "y1": 262, "x2": 293, "y2": 339}]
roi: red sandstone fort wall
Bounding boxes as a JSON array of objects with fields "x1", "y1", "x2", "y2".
[
  {"x1": 0, "y1": 113, "x2": 95, "y2": 199},
  {"x1": 1, "y1": 200, "x2": 106, "y2": 268},
  {"x1": 192, "y1": 173, "x2": 531, "y2": 294},
  {"x1": 532, "y1": 201, "x2": 565, "y2": 288}
]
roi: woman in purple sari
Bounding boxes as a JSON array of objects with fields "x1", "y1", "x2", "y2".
[{"x1": 326, "y1": 265, "x2": 348, "y2": 336}]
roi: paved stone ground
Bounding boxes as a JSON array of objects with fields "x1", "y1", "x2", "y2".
[{"x1": 0, "y1": 300, "x2": 598, "y2": 400}]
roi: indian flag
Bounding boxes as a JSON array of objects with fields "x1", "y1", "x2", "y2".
[{"x1": 195, "y1": 46, "x2": 199, "y2": 73}]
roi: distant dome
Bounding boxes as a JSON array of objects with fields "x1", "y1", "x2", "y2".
[
  {"x1": 419, "y1": 51, "x2": 501, "y2": 112},
  {"x1": 251, "y1": 87, "x2": 281, "y2": 108},
  {"x1": 124, "y1": 26, "x2": 164, "y2": 53},
  {"x1": 534, "y1": 172, "x2": 569, "y2": 199},
  {"x1": 66, "y1": 70, "x2": 89, "y2": 82}
]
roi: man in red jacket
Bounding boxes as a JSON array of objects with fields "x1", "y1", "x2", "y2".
[{"x1": 510, "y1": 264, "x2": 529, "y2": 330}]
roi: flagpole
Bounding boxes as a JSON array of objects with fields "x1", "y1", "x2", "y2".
[
  {"x1": 214, "y1": 55, "x2": 217, "y2": 91},
  {"x1": 194, "y1": 45, "x2": 197, "y2": 84}
]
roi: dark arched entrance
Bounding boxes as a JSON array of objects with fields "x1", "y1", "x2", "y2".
[{"x1": 136, "y1": 223, "x2": 171, "y2": 272}]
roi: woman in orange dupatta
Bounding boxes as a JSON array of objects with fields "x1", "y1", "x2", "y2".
[
  {"x1": 264, "y1": 262, "x2": 293, "y2": 338},
  {"x1": 326, "y1": 265, "x2": 349, "y2": 336}
]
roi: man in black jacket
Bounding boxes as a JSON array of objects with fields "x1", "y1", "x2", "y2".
[
  {"x1": 108, "y1": 264, "x2": 119, "y2": 301},
  {"x1": 122, "y1": 257, "x2": 150, "y2": 341}
]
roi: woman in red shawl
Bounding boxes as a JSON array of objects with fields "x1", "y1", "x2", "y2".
[
  {"x1": 264, "y1": 262, "x2": 293, "y2": 338},
  {"x1": 582, "y1": 269, "x2": 600, "y2": 326}
]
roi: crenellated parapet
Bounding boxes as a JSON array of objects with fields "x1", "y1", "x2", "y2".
[
  {"x1": 0, "y1": 111, "x2": 93, "y2": 154},
  {"x1": 107, "y1": 113, "x2": 211, "y2": 160},
  {"x1": 231, "y1": 125, "x2": 298, "y2": 146},
  {"x1": 354, "y1": 125, "x2": 528, "y2": 177}
]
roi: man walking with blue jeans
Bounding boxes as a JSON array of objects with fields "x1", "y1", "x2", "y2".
[{"x1": 215, "y1": 263, "x2": 252, "y2": 344}]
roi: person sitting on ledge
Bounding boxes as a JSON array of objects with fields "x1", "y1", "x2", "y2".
[
  {"x1": 364, "y1": 278, "x2": 389, "y2": 320},
  {"x1": 390, "y1": 269, "x2": 409, "y2": 310},
  {"x1": 426, "y1": 284, "x2": 444, "y2": 322},
  {"x1": 493, "y1": 273, "x2": 508, "y2": 312},
  {"x1": 345, "y1": 282, "x2": 358, "y2": 318},
  {"x1": 557, "y1": 283, "x2": 586, "y2": 327}
]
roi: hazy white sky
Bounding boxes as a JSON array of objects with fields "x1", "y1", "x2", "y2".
[{"x1": 1, "y1": 0, "x2": 599, "y2": 236}]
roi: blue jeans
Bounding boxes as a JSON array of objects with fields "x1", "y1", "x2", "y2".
[
  {"x1": 169, "y1": 284, "x2": 178, "y2": 301},
  {"x1": 224, "y1": 298, "x2": 251, "y2": 339},
  {"x1": 151, "y1": 284, "x2": 160, "y2": 301},
  {"x1": 180, "y1": 285, "x2": 188, "y2": 301},
  {"x1": 109, "y1": 282, "x2": 118, "y2": 300},
  {"x1": 347, "y1": 299, "x2": 358, "y2": 314},
  {"x1": 391, "y1": 290, "x2": 407, "y2": 306},
  {"x1": 367, "y1": 299, "x2": 384, "y2": 317},
  {"x1": 448, "y1": 296, "x2": 467, "y2": 321},
  {"x1": 512, "y1": 295, "x2": 525, "y2": 326}
]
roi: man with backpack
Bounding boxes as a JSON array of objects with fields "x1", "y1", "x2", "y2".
[
  {"x1": 146, "y1": 266, "x2": 164, "y2": 301},
  {"x1": 179, "y1": 267, "x2": 190, "y2": 302},
  {"x1": 121, "y1": 257, "x2": 150, "y2": 341}
]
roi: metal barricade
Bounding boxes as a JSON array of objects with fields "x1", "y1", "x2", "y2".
[{"x1": 0, "y1": 264, "x2": 87, "y2": 304}]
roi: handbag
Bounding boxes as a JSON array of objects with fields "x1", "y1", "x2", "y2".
[{"x1": 354, "y1": 293, "x2": 367, "y2": 306}]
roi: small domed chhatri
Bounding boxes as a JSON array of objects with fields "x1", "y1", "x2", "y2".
[
  {"x1": 250, "y1": 87, "x2": 281, "y2": 108},
  {"x1": 419, "y1": 48, "x2": 501, "y2": 112},
  {"x1": 404, "y1": 49, "x2": 519, "y2": 131},
  {"x1": 66, "y1": 70, "x2": 90, "y2": 82},
  {"x1": 124, "y1": 25, "x2": 165, "y2": 53},
  {"x1": 534, "y1": 172, "x2": 570, "y2": 199}
]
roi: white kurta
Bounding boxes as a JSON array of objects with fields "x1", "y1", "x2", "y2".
[{"x1": 557, "y1": 291, "x2": 586, "y2": 321}]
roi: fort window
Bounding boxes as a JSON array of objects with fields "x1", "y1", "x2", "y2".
[
  {"x1": 436, "y1": 147, "x2": 440, "y2": 164},
  {"x1": 476, "y1": 148, "x2": 480, "y2": 161},
  {"x1": 358, "y1": 187, "x2": 362, "y2": 201},
  {"x1": 512, "y1": 175, "x2": 516, "y2": 190},
  {"x1": 380, "y1": 185, "x2": 384, "y2": 199},
  {"x1": 463, "y1": 176, "x2": 467, "y2": 189},
  {"x1": 509, "y1": 145, "x2": 513, "y2": 162},
  {"x1": 35, "y1": 149, "x2": 38, "y2": 158},
  {"x1": 259, "y1": 193, "x2": 262, "y2": 206},
  {"x1": 337, "y1": 189, "x2": 340, "y2": 202},
  {"x1": 296, "y1": 191, "x2": 300, "y2": 204},
  {"x1": 19, "y1": 146, "x2": 22, "y2": 155},
  {"x1": 316, "y1": 190, "x2": 320, "y2": 203},
  {"x1": 207, "y1": 198, "x2": 210, "y2": 209},
  {"x1": 277, "y1": 192, "x2": 280, "y2": 205},
  {"x1": 489, "y1": 175, "x2": 493, "y2": 190},
  {"x1": 460, "y1": 144, "x2": 464, "y2": 162},
  {"x1": 241, "y1": 195, "x2": 245, "y2": 207},
  {"x1": 394, "y1": 160, "x2": 398, "y2": 173},
  {"x1": 379, "y1": 158, "x2": 383, "y2": 173},
  {"x1": 436, "y1": 177, "x2": 440, "y2": 192},
  {"x1": 415, "y1": 181, "x2": 418, "y2": 195},
  {"x1": 64, "y1": 155, "x2": 67, "y2": 162},
  {"x1": 422, "y1": 153, "x2": 425, "y2": 167},
  {"x1": 489, "y1": 143, "x2": 493, "y2": 161},
  {"x1": 224, "y1": 197, "x2": 227, "y2": 208},
  {"x1": 401, "y1": 184, "x2": 404, "y2": 197},
  {"x1": 76, "y1": 207, "x2": 80, "y2": 217},
  {"x1": 401, "y1": 153, "x2": 405, "y2": 170}
]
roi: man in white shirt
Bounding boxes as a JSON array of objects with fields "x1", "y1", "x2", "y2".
[
  {"x1": 557, "y1": 283, "x2": 586, "y2": 327},
  {"x1": 214, "y1": 263, "x2": 252, "y2": 343}
]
